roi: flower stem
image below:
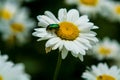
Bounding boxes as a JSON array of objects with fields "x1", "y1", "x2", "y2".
[{"x1": 53, "y1": 53, "x2": 62, "y2": 80}]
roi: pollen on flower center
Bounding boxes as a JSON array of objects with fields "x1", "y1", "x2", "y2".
[
  {"x1": 97, "y1": 74, "x2": 115, "y2": 80},
  {"x1": 115, "y1": 5, "x2": 120, "y2": 14},
  {"x1": 11, "y1": 23, "x2": 24, "y2": 33},
  {"x1": 99, "y1": 46, "x2": 111, "y2": 55},
  {"x1": 56, "y1": 22, "x2": 80, "y2": 40},
  {"x1": 80, "y1": 0, "x2": 98, "y2": 6},
  {"x1": 0, "y1": 9, "x2": 12, "y2": 20}
]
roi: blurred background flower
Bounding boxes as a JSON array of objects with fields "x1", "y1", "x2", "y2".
[
  {"x1": 0, "y1": 0, "x2": 20, "y2": 21},
  {"x1": 0, "y1": 0, "x2": 35, "y2": 46},
  {"x1": 0, "y1": 52, "x2": 30, "y2": 80},
  {"x1": 100, "y1": 1, "x2": 120, "y2": 22},
  {"x1": 0, "y1": 0, "x2": 120, "y2": 80},
  {"x1": 89, "y1": 37, "x2": 120, "y2": 60},
  {"x1": 82, "y1": 63, "x2": 120, "y2": 80},
  {"x1": 65, "y1": 0, "x2": 112, "y2": 17}
]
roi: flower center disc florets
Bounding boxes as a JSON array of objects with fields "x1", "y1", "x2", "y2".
[
  {"x1": 56, "y1": 21, "x2": 80, "y2": 41},
  {"x1": 97, "y1": 74, "x2": 115, "y2": 80},
  {"x1": 0, "y1": 9, "x2": 12, "y2": 20},
  {"x1": 99, "y1": 46, "x2": 111, "y2": 55},
  {"x1": 115, "y1": 5, "x2": 120, "y2": 14},
  {"x1": 11, "y1": 23, "x2": 24, "y2": 33},
  {"x1": 80, "y1": 0, "x2": 98, "y2": 6}
]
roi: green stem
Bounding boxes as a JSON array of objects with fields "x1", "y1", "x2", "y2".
[{"x1": 53, "y1": 53, "x2": 62, "y2": 80}]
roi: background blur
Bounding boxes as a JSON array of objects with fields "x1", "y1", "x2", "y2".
[{"x1": 0, "y1": 0, "x2": 120, "y2": 80}]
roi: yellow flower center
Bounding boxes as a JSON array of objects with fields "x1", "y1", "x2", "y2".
[
  {"x1": 97, "y1": 74, "x2": 115, "y2": 80},
  {"x1": 80, "y1": 0, "x2": 98, "y2": 6},
  {"x1": 98, "y1": 46, "x2": 111, "y2": 55},
  {"x1": 11, "y1": 23, "x2": 24, "y2": 33},
  {"x1": 115, "y1": 5, "x2": 120, "y2": 14},
  {"x1": 0, "y1": 9, "x2": 12, "y2": 20},
  {"x1": 56, "y1": 22, "x2": 80, "y2": 40},
  {"x1": 0, "y1": 75, "x2": 3, "y2": 80}
]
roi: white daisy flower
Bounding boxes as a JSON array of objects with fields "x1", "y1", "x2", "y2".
[
  {"x1": 32, "y1": 8, "x2": 98, "y2": 61},
  {"x1": 100, "y1": 1, "x2": 120, "y2": 22},
  {"x1": 90, "y1": 37, "x2": 120, "y2": 60},
  {"x1": 1, "y1": 8, "x2": 35, "y2": 45},
  {"x1": 82, "y1": 63, "x2": 120, "y2": 80},
  {"x1": 78, "y1": 0, "x2": 113, "y2": 16},
  {"x1": 0, "y1": 53, "x2": 30, "y2": 80},
  {"x1": 65, "y1": 0, "x2": 111, "y2": 17},
  {"x1": 0, "y1": 0, "x2": 20, "y2": 21}
]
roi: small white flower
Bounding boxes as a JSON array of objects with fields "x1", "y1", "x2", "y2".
[
  {"x1": 90, "y1": 37, "x2": 120, "y2": 60},
  {"x1": 0, "y1": 0, "x2": 20, "y2": 21},
  {"x1": 1, "y1": 8, "x2": 35, "y2": 45},
  {"x1": 77, "y1": 0, "x2": 101, "y2": 16},
  {"x1": 32, "y1": 8, "x2": 98, "y2": 61},
  {"x1": 100, "y1": 1, "x2": 120, "y2": 22},
  {"x1": 65, "y1": 0, "x2": 111, "y2": 17},
  {"x1": 0, "y1": 52, "x2": 30, "y2": 80},
  {"x1": 82, "y1": 63, "x2": 120, "y2": 80}
]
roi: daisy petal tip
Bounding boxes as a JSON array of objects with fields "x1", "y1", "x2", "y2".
[{"x1": 93, "y1": 26, "x2": 99, "y2": 29}]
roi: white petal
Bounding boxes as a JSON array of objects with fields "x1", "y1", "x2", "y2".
[
  {"x1": 80, "y1": 31, "x2": 97, "y2": 37},
  {"x1": 61, "y1": 47, "x2": 68, "y2": 59},
  {"x1": 78, "y1": 23, "x2": 94, "y2": 32},
  {"x1": 67, "y1": 9, "x2": 79, "y2": 22},
  {"x1": 72, "y1": 41, "x2": 86, "y2": 55},
  {"x1": 74, "y1": 40, "x2": 88, "y2": 50},
  {"x1": 37, "y1": 15, "x2": 56, "y2": 24},
  {"x1": 64, "y1": 41, "x2": 80, "y2": 54},
  {"x1": 58, "y1": 8, "x2": 67, "y2": 21},
  {"x1": 37, "y1": 36, "x2": 52, "y2": 41},
  {"x1": 46, "y1": 37, "x2": 60, "y2": 47},
  {"x1": 92, "y1": 26, "x2": 99, "y2": 29},
  {"x1": 71, "y1": 52, "x2": 78, "y2": 57},
  {"x1": 75, "y1": 15, "x2": 89, "y2": 25},
  {"x1": 70, "y1": 41, "x2": 82, "y2": 54},
  {"x1": 32, "y1": 31, "x2": 47, "y2": 37},
  {"x1": 45, "y1": 11, "x2": 59, "y2": 23},
  {"x1": 78, "y1": 54, "x2": 84, "y2": 61},
  {"x1": 59, "y1": 40, "x2": 64, "y2": 51},
  {"x1": 64, "y1": 41, "x2": 72, "y2": 51},
  {"x1": 38, "y1": 19, "x2": 49, "y2": 27},
  {"x1": 35, "y1": 32, "x2": 47, "y2": 37},
  {"x1": 34, "y1": 28, "x2": 46, "y2": 32},
  {"x1": 83, "y1": 36, "x2": 98, "y2": 43},
  {"x1": 82, "y1": 72, "x2": 95, "y2": 80},
  {"x1": 98, "y1": 63, "x2": 109, "y2": 73},
  {"x1": 77, "y1": 37, "x2": 92, "y2": 48},
  {"x1": 74, "y1": 44, "x2": 86, "y2": 55},
  {"x1": 91, "y1": 66, "x2": 101, "y2": 75},
  {"x1": 52, "y1": 38, "x2": 62, "y2": 50},
  {"x1": 2, "y1": 62, "x2": 14, "y2": 72}
]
